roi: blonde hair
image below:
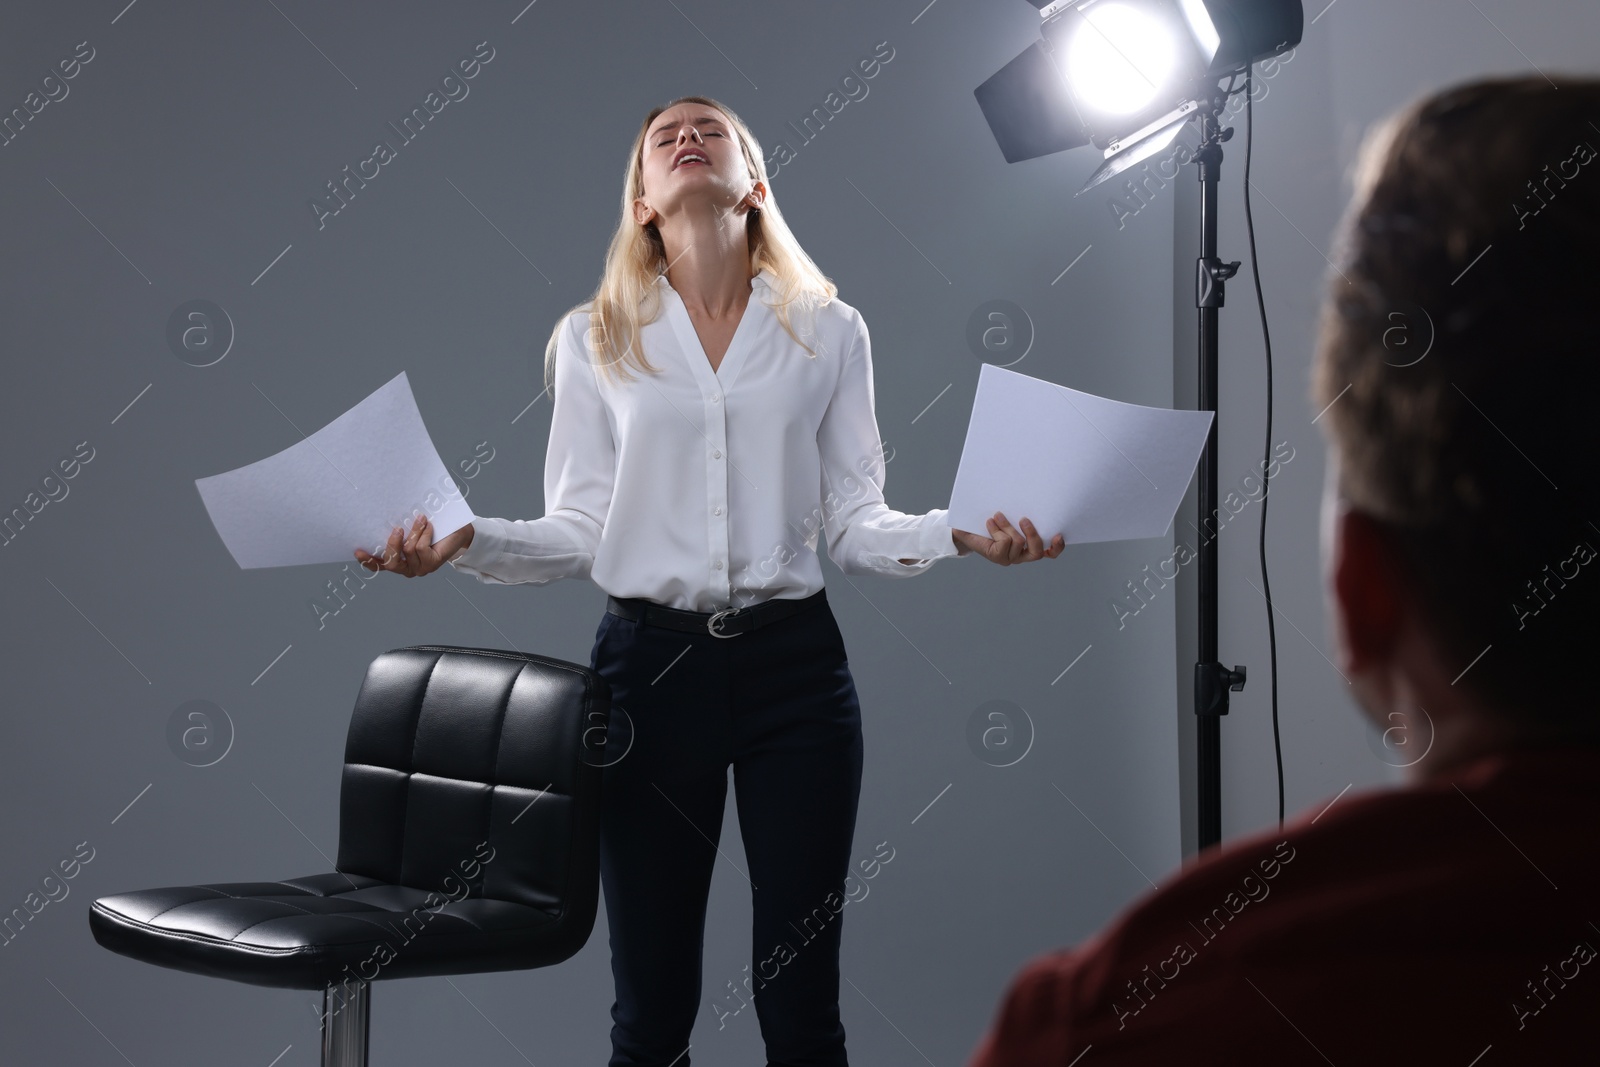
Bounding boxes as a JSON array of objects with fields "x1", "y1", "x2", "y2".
[{"x1": 541, "y1": 95, "x2": 839, "y2": 393}]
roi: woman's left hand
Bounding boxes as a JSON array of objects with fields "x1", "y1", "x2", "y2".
[{"x1": 954, "y1": 511, "x2": 1065, "y2": 566}]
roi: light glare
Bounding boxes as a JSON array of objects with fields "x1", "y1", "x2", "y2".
[
  {"x1": 1065, "y1": 4, "x2": 1179, "y2": 117},
  {"x1": 1178, "y1": 0, "x2": 1222, "y2": 63}
]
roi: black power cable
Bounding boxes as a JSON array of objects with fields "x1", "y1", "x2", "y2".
[{"x1": 1240, "y1": 68, "x2": 1286, "y2": 827}]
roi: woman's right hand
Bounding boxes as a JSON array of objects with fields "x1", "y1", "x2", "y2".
[
  {"x1": 952, "y1": 512, "x2": 1064, "y2": 566},
  {"x1": 355, "y1": 515, "x2": 474, "y2": 578}
]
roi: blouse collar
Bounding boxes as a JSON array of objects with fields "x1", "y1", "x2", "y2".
[{"x1": 655, "y1": 267, "x2": 776, "y2": 292}]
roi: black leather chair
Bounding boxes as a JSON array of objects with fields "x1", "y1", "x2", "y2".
[{"x1": 89, "y1": 645, "x2": 608, "y2": 1066}]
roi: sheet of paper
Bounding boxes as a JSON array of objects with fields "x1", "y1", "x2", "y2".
[
  {"x1": 947, "y1": 363, "x2": 1214, "y2": 546},
  {"x1": 194, "y1": 371, "x2": 476, "y2": 569}
]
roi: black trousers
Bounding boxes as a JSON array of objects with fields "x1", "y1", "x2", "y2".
[{"x1": 588, "y1": 589, "x2": 863, "y2": 1067}]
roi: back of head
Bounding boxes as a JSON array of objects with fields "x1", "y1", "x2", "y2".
[{"x1": 1312, "y1": 75, "x2": 1600, "y2": 731}]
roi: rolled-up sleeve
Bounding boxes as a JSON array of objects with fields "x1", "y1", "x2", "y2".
[
  {"x1": 449, "y1": 313, "x2": 616, "y2": 586},
  {"x1": 815, "y1": 308, "x2": 970, "y2": 577}
]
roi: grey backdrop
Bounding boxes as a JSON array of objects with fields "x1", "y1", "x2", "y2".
[{"x1": 1, "y1": 2, "x2": 1594, "y2": 1066}]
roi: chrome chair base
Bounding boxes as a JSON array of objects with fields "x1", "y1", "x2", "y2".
[{"x1": 320, "y1": 979, "x2": 371, "y2": 1067}]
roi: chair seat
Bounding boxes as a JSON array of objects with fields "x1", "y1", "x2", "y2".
[{"x1": 89, "y1": 870, "x2": 567, "y2": 991}]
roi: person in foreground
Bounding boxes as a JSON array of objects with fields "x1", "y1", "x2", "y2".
[{"x1": 966, "y1": 74, "x2": 1600, "y2": 1065}]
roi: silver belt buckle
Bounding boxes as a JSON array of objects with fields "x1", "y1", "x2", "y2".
[{"x1": 707, "y1": 606, "x2": 743, "y2": 638}]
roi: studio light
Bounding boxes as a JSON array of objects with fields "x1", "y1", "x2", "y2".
[
  {"x1": 976, "y1": 0, "x2": 1300, "y2": 173},
  {"x1": 973, "y1": 0, "x2": 1304, "y2": 853},
  {"x1": 1060, "y1": 2, "x2": 1198, "y2": 123}
]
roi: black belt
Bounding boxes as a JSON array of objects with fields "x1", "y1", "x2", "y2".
[{"x1": 605, "y1": 588, "x2": 826, "y2": 638}]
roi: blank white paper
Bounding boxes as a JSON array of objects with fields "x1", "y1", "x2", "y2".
[
  {"x1": 194, "y1": 371, "x2": 476, "y2": 569},
  {"x1": 947, "y1": 363, "x2": 1214, "y2": 546}
]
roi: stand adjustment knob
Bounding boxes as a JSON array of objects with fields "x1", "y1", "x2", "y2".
[{"x1": 1194, "y1": 661, "x2": 1248, "y2": 716}]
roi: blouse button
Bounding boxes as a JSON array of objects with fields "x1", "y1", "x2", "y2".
[
  {"x1": 712, "y1": 449, "x2": 722, "y2": 459},
  {"x1": 714, "y1": 560, "x2": 724, "y2": 570},
  {"x1": 713, "y1": 506, "x2": 723, "y2": 516},
  {"x1": 711, "y1": 394, "x2": 722, "y2": 403}
]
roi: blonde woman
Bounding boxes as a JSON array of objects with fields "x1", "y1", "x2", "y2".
[{"x1": 356, "y1": 95, "x2": 1063, "y2": 1067}]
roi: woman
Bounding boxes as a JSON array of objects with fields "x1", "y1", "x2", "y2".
[{"x1": 355, "y1": 95, "x2": 1063, "y2": 1067}]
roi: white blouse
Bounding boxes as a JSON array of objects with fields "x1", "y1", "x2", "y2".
[{"x1": 448, "y1": 267, "x2": 970, "y2": 612}]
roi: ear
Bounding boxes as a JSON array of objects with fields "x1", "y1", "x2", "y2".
[
  {"x1": 632, "y1": 197, "x2": 653, "y2": 226},
  {"x1": 1329, "y1": 506, "x2": 1408, "y2": 676}
]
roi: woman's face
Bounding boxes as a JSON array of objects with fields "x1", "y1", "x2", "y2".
[{"x1": 636, "y1": 104, "x2": 752, "y2": 222}]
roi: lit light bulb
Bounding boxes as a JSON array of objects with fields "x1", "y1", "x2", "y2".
[{"x1": 1065, "y1": 4, "x2": 1178, "y2": 116}]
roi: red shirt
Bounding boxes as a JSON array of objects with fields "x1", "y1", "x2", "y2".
[{"x1": 966, "y1": 744, "x2": 1600, "y2": 1065}]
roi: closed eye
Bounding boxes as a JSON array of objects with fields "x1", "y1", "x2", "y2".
[{"x1": 658, "y1": 132, "x2": 723, "y2": 146}]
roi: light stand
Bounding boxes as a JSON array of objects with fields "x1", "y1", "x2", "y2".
[
  {"x1": 975, "y1": 0, "x2": 1302, "y2": 853},
  {"x1": 1189, "y1": 97, "x2": 1248, "y2": 850}
]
